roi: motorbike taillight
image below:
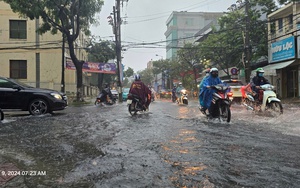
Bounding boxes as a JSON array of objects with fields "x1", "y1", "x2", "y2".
[
  {"x1": 227, "y1": 92, "x2": 233, "y2": 97},
  {"x1": 127, "y1": 93, "x2": 133, "y2": 99}
]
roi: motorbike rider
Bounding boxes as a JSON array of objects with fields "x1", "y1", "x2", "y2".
[
  {"x1": 251, "y1": 67, "x2": 270, "y2": 102},
  {"x1": 199, "y1": 67, "x2": 223, "y2": 115},
  {"x1": 176, "y1": 82, "x2": 184, "y2": 103},
  {"x1": 199, "y1": 68, "x2": 211, "y2": 108},
  {"x1": 172, "y1": 85, "x2": 177, "y2": 101},
  {"x1": 100, "y1": 83, "x2": 114, "y2": 103},
  {"x1": 129, "y1": 74, "x2": 152, "y2": 110}
]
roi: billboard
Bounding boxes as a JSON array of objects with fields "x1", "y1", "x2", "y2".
[{"x1": 66, "y1": 61, "x2": 116, "y2": 74}]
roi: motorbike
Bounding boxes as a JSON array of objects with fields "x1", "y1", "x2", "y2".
[
  {"x1": 127, "y1": 93, "x2": 147, "y2": 115},
  {"x1": 94, "y1": 89, "x2": 116, "y2": 106},
  {"x1": 241, "y1": 84, "x2": 283, "y2": 115},
  {"x1": 202, "y1": 84, "x2": 232, "y2": 122},
  {"x1": 171, "y1": 92, "x2": 177, "y2": 103},
  {"x1": 0, "y1": 108, "x2": 3, "y2": 121},
  {"x1": 177, "y1": 89, "x2": 188, "y2": 105}
]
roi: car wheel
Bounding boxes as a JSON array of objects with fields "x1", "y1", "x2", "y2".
[{"x1": 28, "y1": 98, "x2": 49, "y2": 115}]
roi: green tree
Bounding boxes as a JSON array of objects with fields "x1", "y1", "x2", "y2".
[
  {"x1": 177, "y1": 43, "x2": 205, "y2": 91},
  {"x1": 123, "y1": 67, "x2": 134, "y2": 78},
  {"x1": 199, "y1": 0, "x2": 276, "y2": 79},
  {"x1": 137, "y1": 69, "x2": 154, "y2": 86},
  {"x1": 87, "y1": 40, "x2": 115, "y2": 62},
  {"x1": 2, "y1": 0, "x2": 104, "y2": 101},
  {"x1": 87, "y1": 40, "x2": 116, "y2": 90}
]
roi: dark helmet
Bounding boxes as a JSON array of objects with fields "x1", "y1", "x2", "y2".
[
  {"x1": 210, "y1": 67, "x2": 218, "y2": 78},
  {"x1": 103, "y1": 83, "x2": 109, "y2": 88},
  {"x1": 134, "y1": 74, "x2": 141, "y2": 81}
]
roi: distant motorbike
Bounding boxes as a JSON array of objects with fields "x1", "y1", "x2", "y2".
[
  {"x1": 94, "y1": 88, "x2": 116, "y2": 106},
  {"x1": 241, "y1": 84, "x2": 283, "y2": 116},
  {"x1": 202, "y1": 84, "x2": 232, "y2": 123},
  {"x1": 0, "y1": 108, "x2": 3, "y2": 121},
  {"x1": 171, "y1": 92, "x2": 177, "y2": 103},
  {"x1": 127, "y1": 93, "x2": 147, "y2": 115},
  {"x1": 177, "y1": 89, "x2": 188, "y2": 105}
]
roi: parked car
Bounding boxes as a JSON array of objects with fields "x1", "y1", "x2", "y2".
[
  {"x1": 0, "y1": 76, "x2": 68, "y2": 115},
  {"x1": 122, "y1": 88, "x2": 130, "y2": 101},
  {"x1": 110, "y1": 89, "x2": 119, "y2": 101},
  {"x1": 222, "y1": 79, "x2": 244, "y2": 102}
]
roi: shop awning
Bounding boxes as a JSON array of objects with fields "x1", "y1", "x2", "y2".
[
  {"x1": 263, "y1": 60, "x2": 295, "y2": 71},
  {"x1": 254, "y1": 60, "x2": 295, "y2": 76}
]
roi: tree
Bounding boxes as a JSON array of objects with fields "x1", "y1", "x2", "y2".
[
  {"x1": 87, "y1": 40, "x2": 116, "y2": 90},
  {"x1": 177, "y1": 43, "x2": 204, "y2": 91},
  {"x1": 137, "y1": 69, "x2": 154, "y2": 86},
  {"x1": 87, "y1": 40, "x2": 115, "y2": 63},
  {"x1": 198, "y1": 0, "x2": 277, "y2": 79},
  {"x1": 3, "y1": 0, "x2": 104, "y2": 101},
  {"x1": 123, "y1": 67, "x2": 134, "y2": 78}
]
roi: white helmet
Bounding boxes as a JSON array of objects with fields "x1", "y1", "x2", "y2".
[{"x1": 210, "y1": 67, "x2": 218, "y2": 72}]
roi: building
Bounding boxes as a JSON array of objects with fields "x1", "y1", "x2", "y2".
[
  {"x1": 165, "y1": 11, "x2": 224, "y2": 60},
  {"x1": 0, "y1": 2, "x2": 97, "y2": 97},
  {"x1": 267, "y1": 2, "x2": 300, "y2": 98}
]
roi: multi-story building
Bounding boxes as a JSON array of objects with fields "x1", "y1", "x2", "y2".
[
  {"x1": 0, "y1": 2, "x2": 97, "y2": 97},
  {"x1": 267, "y1": 2, "x2": 300, "y2": 98},
  {"x1": 165, "y1": 11, "x2": 224, "y2": 60}
]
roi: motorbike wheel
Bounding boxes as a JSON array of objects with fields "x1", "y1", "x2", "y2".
[
  {"x1": 219, "y1": 105, "x2": 231, "y2": 123},
  {"x1": 95, "y1": 100, "x2": 101, "y2": 106},
  {"x1": 128, "y1": 102, "x2": 138, "y2": 116},
  {"x1": 267, "y1": 101, "x2": 283, "y2": 115},
  {"x1": 183, "y1": 99, "x2": 188, "y2": 105}
]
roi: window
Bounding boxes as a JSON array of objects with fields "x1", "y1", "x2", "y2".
[
  {"x1": 10, "y1": 60, "x2": 27, "y2": 79},
  {"x1": 9, "y1": 20, "x2": 27, "y2": 39},
  {"x1": 278, "y1": 18, "x2": 283, "y2": 32}
]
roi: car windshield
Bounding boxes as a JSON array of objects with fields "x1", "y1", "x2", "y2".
[
  {"x1": 223, "y1": 80, "x2": 243, "y2": 86},
  {"x1": 123, "y1": 88, "x2": 130, "y2": 93},
  {"x1": 8, "y1": 78, "x2": 34, "y2": 88}
]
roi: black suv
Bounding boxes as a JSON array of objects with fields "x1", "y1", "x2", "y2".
[{"x1": 0, "y1": 76, "x2": 68, "y2": 115}]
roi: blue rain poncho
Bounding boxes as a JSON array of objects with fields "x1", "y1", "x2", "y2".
[{"x1": 199, "y1": 75, "x2": 223, "y2": 109}]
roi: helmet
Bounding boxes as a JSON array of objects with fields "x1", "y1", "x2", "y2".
[
  {"x1": 210, "y1": 67, "x2": 218, "y2": 72},
  {"x1": 134, "y1": 74, "x2": 141, "y2": 81},
  {"x1": 210, "y1": 67, "x2": 218, "y2": 78},
  {"x1": 178, "y1": 82, "x2": 182, "y2": 85},
  {"x1": 256, "y1": 67, "x2": 264, "y2": 73},
  {"x1": 103, "y1": 83, "x2": 109, "y2": 88}
]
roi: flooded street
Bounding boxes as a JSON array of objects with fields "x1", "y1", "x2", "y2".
[{"x1": 0, "y1": 99, "x2": 300, "y2": 187}]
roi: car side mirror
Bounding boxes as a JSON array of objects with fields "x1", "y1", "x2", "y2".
[{"x1": 12, "y1": 85, "x2": 21, "y2": 90}]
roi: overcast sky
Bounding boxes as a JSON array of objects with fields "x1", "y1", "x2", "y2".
[{"x1": 91, "y1": 0, "x2": 235, "y2": 73}]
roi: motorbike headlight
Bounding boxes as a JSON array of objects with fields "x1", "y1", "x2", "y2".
[{"x1": 51, "y1": 93, "x2": 63, "y2": 100}]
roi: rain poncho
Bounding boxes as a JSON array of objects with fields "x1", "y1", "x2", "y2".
[
  {"x1": 198, "y1": 75, "x2": 209, "y2": 105},
  {"x1": 176, "y1": 85, "x2": 184, "y2": 98},
  {"x1": 199, "y1": 75, "x2": 222, "y2": 109},
  {"x1": 129, "y1": 80, "x2": 151, "y2": 106}
]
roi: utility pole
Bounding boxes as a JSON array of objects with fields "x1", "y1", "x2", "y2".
[
  {"x1": 244, "y1": 0, "x2": 251, "y2": 83},
  {"x1": 61, "y1": 33, "x2": 65, "y2": 93},
  {"x1": 113, "y1": 0, "x2": 123, "y2": 102}
]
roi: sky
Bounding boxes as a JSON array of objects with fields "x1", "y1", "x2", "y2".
[{"x1": 91, "y1": 0, "x2": 236, "y2": 73}]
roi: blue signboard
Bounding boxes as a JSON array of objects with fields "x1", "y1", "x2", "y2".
[{"x1": 270, "y1": 36, "x2": 295, "y2": 63}]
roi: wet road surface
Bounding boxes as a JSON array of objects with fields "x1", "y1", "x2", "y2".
[{"x1": 0, "y1": 99, "x2": 300, "y2": 187}]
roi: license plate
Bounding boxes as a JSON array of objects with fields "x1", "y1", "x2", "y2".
[
  {"x1": 233, "y1": 88, "x2": 238, "y2": 91},
  {"x1": 127, "y1": 99, "x2": 132, "y2": 104}
]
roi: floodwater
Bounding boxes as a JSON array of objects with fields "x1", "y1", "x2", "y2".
[{"x1": 0, "y1": 99, "x2": 299, "y2": 187}]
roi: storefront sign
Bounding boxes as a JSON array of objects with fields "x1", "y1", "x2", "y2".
[{"x1": 270, "y1": 36, "x2": 295, "y2": 63}]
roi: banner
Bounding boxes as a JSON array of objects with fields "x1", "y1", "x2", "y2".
[{"x1": 66, "y1": 61, "x2": 116, "y2": 74}]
